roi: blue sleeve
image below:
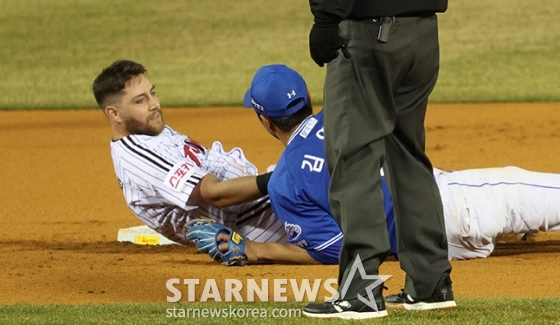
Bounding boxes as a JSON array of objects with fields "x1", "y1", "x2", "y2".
[{"x1": 307, "y1": 239, "x2": 341, "y2": 265}]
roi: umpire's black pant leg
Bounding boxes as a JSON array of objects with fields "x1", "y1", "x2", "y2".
[
  {"x1": 383, "y1": 14, "x2": 452, "y2": 299},
  {"x1": 323, "y1": 19, "x2": 393, "y2": 300},
  {"x1": 327, "y1": 139, "x2": 391, "y2": 299}
]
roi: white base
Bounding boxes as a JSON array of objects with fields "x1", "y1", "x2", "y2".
[{"x1": 117, "y1": 225, "x2": 179, "y2": 245}]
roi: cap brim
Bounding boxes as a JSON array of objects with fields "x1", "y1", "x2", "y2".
[{"x1": 243, "y1": 89, "x2": 252, "y2": 108}]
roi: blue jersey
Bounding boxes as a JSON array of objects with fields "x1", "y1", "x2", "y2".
[
  {"x1": 381, "y1": 177, "x2": 397, "y2": 256},
  {"x1": 268, "y1": 111, "x2": 397, "y2": 264}
]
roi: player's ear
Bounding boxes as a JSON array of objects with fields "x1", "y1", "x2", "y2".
[
  {"x1": 259, "y1": 115, "x2": 275, "y2": 131},
  {"x1": 105, "y1": 105, "x2": 120, "y2": 121}
]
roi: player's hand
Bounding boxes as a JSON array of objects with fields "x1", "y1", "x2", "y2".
[
  {"x1": 186, "y1": 218, "x2": 247, "y2": 266},
  {"x1": 309, "y1": 13, "x2": 350, "y2": 67}
]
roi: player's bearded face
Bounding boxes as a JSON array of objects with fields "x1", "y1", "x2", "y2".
[{"x1": 120, "y1": 75, "x2": 165, "y2": 136}]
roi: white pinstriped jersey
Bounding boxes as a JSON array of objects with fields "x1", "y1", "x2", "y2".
[{"x1": 110, "y1": 126, "x2": 288, "y2": 245}]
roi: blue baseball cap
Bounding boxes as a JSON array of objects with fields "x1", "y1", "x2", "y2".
[{"x1": 244, "y1": 64, "x2": 309, "y2": 118}]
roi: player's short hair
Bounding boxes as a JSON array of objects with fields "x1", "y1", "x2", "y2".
[
  {"x1": 263, "y1": 100, "x2": 313, "y2": 132},
  {"x1": 92, "y1": 60, "x2": 147, "y2": 110}
]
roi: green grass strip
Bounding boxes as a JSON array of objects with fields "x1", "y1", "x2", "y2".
[
  {"x1": 1, "y1": 0, "x2": 559, "y2": 109},
  {"x1": 1, "y1": 298, "x2": 560, "y2": 324}
]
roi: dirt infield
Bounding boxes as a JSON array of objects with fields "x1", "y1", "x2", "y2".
[{"x1": 1, "y1": 103, "x2": 559, "y2": 304}]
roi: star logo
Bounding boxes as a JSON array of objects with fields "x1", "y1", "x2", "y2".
[{"x1": 334, "y1": 254, "x2": 392, "y2": 312}]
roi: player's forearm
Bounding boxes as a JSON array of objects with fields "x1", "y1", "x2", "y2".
[
  {"x1": 245, "y1": 241, "x2": 319, "y2": 265},
  {"x1": 198, "y1": 173, "x2": 264, "y2": 208}
]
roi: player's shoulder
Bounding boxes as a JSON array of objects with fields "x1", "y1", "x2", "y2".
[
  {"x1": 111, "y1": 126, "x2": 186, "y2": 161},
  {"x1": 288, "y1": 114, "x2": 324, "y2": 146},
  {"x1": 287, "y1": 122, "x2": 325, "y2": 159}
]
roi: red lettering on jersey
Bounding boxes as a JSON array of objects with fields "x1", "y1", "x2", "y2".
[
  {"x1": 183, "y1": 139, "x2": 205, "y2": 166},
  {"x1": 169, "y1": 163, "x2": 193, "y2": 189}
]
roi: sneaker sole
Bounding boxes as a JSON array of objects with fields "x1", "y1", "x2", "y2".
[
  {"x1": 404, "y1": 300, "x2": 457, "y2": 311},
  {"x1": 386, "y1": 302, "x2": 406, "y2": 309},
  {"x1": 303, "y1": 310, "x2": 388, "y2": 319}
]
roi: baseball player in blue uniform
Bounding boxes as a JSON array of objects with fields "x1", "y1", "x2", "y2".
[
  {"x1": 246, "y1": 64, "x2": 342, "y2": 264},
  {"x1": 248, "y1": 63, "x2": 399, "y2": 264}
]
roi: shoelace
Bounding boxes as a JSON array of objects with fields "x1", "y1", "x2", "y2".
[{"x1": 331, "y1": 300, "x2": 351, "y2": 308}]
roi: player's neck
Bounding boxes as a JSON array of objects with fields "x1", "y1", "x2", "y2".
[
  {"x1": 111, "y1": 126, "x2": 129, "y2": 141},
  {"x1": 277, "y1": 124, "x2": 301, "y2": 147}
]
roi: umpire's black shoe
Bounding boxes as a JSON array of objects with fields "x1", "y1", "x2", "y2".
[
  {"x1": 303, "y1": 297, "x2": 387, "y2": 319},
  {"x1": 385, "y1": 276, "x2": 457, "y2": 310}
]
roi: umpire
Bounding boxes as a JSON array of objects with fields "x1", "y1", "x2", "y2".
[{"x1": 302, "y1": 0, "x2": 456, "y2": 319}]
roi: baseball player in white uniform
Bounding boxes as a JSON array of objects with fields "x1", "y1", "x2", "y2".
[{"x1": 93, "y1": 60, "x2": 287, "y2": 245}]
